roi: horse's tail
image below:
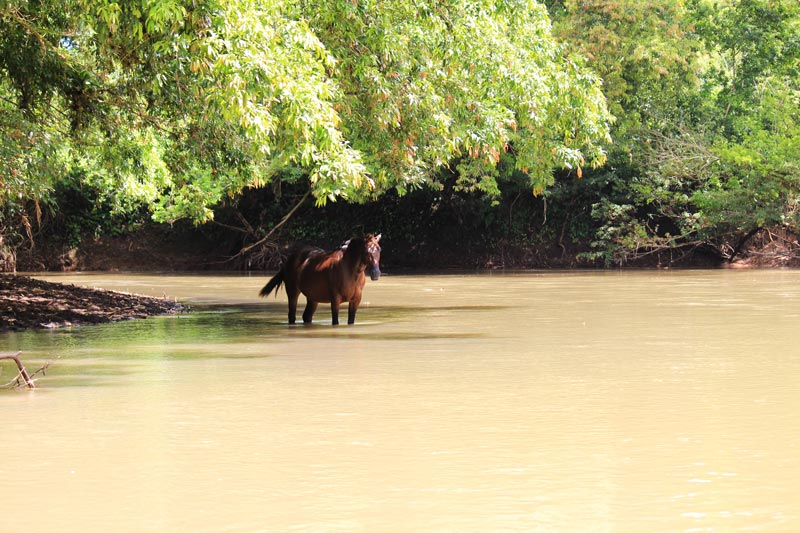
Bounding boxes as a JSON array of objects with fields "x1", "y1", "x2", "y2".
[{"x1": 259, "y1": 269, "x2": 284, "y2": 297}]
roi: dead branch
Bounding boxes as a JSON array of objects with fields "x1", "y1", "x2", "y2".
[
  {"x1": 226, "y1": 188, "x2": 312, "y2": 263},
  {"x1": 0, "y1": 351, "x2": 36, "y2": 389},
  {"x1": 639, "y1": 127, "x2": 721, "y2": 180}
]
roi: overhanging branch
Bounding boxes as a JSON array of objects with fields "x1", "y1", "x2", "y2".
[{"x1": 227, "y1": 187, "x2": 312, "y2": 263}]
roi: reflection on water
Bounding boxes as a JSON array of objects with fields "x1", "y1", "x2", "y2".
[{"x1": 2, "y1": 270, "x2": 800, "y2": 531}]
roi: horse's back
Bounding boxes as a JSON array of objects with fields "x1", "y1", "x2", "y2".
[
  {"x1": 283, "y1": 246, "x2": 336, "y2": 302},
  {"x1": 285, "y1": 246, "x2": 323, "y2": 273}
]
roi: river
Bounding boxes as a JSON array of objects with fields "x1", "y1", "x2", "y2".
[{"x1": 1, "y1": 271, "x2": 799, "y2": 531}]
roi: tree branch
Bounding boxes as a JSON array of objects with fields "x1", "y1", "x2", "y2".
[
  {"x1": 0, "y1": 351, "x2": 35, "y2": 388},
  {"x1": 227, "y1": 187, "x2": 312, "y2": 262}
]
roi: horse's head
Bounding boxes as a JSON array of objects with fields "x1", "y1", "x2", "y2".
[
  {"x1": 344, "y1": 234, "x2": 382, "y2": 281},
  {"x1": 364, "y1": 233, "x2": 382, "y2": 280}
]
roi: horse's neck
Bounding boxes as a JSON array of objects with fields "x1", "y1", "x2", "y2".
[{"x1": 341, "y1": 246, "x2": 366, "y2": 274}]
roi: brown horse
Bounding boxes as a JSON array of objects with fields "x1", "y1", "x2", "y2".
[{"x1": 259, "y1": 234, "x2": 382, "y2": 325}]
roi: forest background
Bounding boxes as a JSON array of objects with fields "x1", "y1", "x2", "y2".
[{"x1": 1, "y1": 0, "x2": 798, "y2": 272}]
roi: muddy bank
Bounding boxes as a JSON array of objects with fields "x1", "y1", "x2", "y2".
[{"x1": 0, "y1": 275, "x2": 183, "y2": 331}]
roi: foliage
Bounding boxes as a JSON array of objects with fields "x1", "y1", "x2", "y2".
[
  {"x1": 550, "y1": 0, "x2": 800, "y2": 265},
  {"x1": 302, "y1": 0, "x2": 611, "y2": 199},
  {"x1": 1, "y1": 0, "x2": 367, "y2": 224},
  {"x1": 0, "y1": 0, "x2": 611, "y2": 239},
  {"x1": 5, "y1": 0, "x2": 799, "y2": 269},
  {"x1": 548, "y1": 0, "x2": 698, "y2": 138}
]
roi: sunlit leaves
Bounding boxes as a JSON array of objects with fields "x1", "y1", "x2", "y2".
[
  {"x1": 550, "y1": 0, "x2": 697, "y2": 137},
  {"x1": 304, "y1": 0, "x2": 610, "y2": 197},
  {"x1": 553, "y1": 0, "x2": 800, "y2": 263},
  {"x1": 0, "y1": 0, "x2": 611, "y2": 224}
]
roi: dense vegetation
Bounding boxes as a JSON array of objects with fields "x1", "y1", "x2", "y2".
[
  {"x1": 547, "y1": 0, "x2": 800, "y2": 265},
  {"x1": 1, "y1": 0, "x2": 798, "y2": 270}
]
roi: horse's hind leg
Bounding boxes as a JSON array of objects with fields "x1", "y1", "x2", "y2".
[
  {"x1": 287, "y1": 288, "x2": 300, "y2": 324},
  {"x1": 302, "y1": 300, "x2": 318, "y2": 323}
]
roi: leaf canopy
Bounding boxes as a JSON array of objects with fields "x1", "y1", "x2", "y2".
[{"x1": 0, "y1": 0, "x2": 611, "y2": 221}]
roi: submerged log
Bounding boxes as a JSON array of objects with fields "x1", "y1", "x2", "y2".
[{"x1": 0, "y1": 351, "x2": 35, "y2": 388}]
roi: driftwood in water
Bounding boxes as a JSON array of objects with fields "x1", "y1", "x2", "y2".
[{"x1": 0, "y1": 351, "x2": 35, "y2": 388}]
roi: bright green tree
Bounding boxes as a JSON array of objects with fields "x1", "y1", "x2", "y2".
[
  {"x1": 0, "y1": 0, "x2": 611, "y2": 234},
  {"x1": 549, "y1": 0, "x2": 800, "y2": 264},
  {"x1": 686, "y1": 0, "x2": 800, "y2": 256},
  {"x1": 547, "y1": 0, "x2": 698, "y2": 138}
]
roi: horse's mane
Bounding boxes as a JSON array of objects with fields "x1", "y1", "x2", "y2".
[{"x1": 341, "y1": 235, "x2": 368, "y2": 251}]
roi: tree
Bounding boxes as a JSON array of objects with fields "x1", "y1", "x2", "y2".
[
  {"x1": 0, "y1": 0, "x2": 611, "y2": 235},
  {"x1": 302, "y1": 0, "x2": 611, "y2": 199},
  {"x1": 547, "y1": 0, "x2": 698, "y2": 139},
  {"x1": 1, "y1": 0, "x2": 368, "y2": 225},
  {"x1": 549, "y1": 0, "x2": 800, "y2": 265}
]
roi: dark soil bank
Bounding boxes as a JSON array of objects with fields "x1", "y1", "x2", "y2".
[{"x1": 0, "y1": 275, "x2": 183, "y2": 331}]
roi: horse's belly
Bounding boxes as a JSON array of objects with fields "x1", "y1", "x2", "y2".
[
  {"x1": 299, "y1": 275, "x2": 361, "y2": 303},
  {"x1": 298, "y1": 276, "x2": 333, "y2": 302},
  {"x1": 301, "y1": 288, "x2": 331, "y2": 303}
]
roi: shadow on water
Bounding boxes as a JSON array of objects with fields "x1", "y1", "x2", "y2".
[
  {"x1": 286, "y1": 326, "x2": 486, "y2": 341},
  {"x1": 377, "y1": 304, "x2": 513, "y2": 313},
  {"x1": 1, "y1": 301, "x2": 499, "y2": 353},
  {"x1": 0, "y1": 299, "x2": 500, "y2": 388},
  {"x1": 259, "y1": 302, "x2": 500, "y2": 340},
  {"x1": 1, "y1": 359, "x2": 140, "y2": 390}
]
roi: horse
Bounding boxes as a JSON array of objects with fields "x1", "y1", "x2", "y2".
[{"x1": 259, "y1": 234, "x2": 382, "y2": 325}]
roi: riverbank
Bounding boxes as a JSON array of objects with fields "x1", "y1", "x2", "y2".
[
  {"x1": 3, "y1": 225, "x2": 798, "y2": 334},
  {"x1": 0, "y1": 275, "x2": 183, "y2": 331},
  {"x1": 12, "y1": 220, "x2": 800, "y2": 273}
]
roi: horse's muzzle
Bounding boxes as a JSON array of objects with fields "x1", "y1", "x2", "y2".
[{"x1": 370, "y1": 268, "x2": 381, "y2": 281}]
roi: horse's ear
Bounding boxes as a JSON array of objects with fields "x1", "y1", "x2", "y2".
[
  {"x1": 375, "y1": 234, "x2": 382, "y2": 242},
  {"x1": 341, "y1": 239, "x2": 351, "y2": 250}
]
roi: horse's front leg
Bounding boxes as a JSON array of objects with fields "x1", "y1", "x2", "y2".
[
  {"x1": 302, "y1": 300, "x2": 318, "y2": 323},
  {"x1": 330, "y1": 298, "x2": 342, "y2": 326},
  {"x1": 347, "y1": 295, "x2": 362, "y2": 325}
]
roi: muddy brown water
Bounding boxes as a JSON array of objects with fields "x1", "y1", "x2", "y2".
[{"x1": 1, "y1": 271, "x2": 799, "y2": 531}]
